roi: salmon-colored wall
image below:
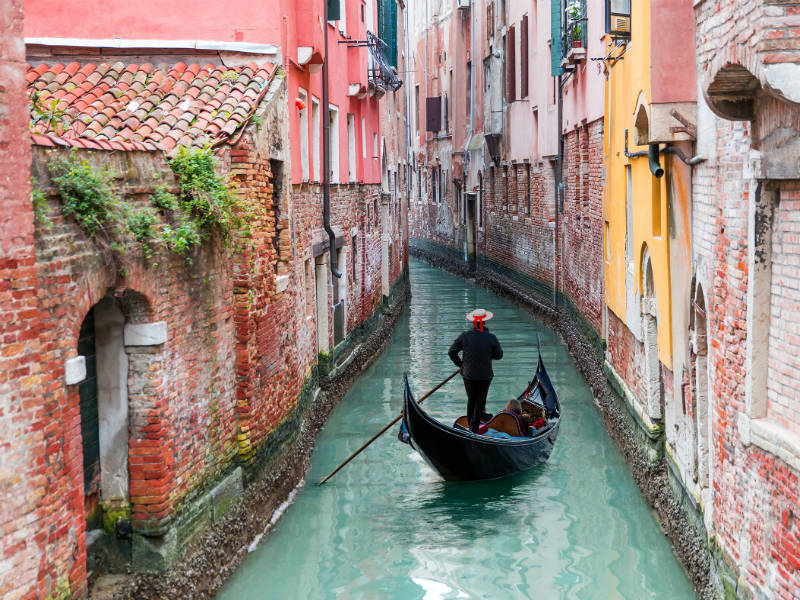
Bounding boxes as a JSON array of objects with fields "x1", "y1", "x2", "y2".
[
  {"x1": 24, "y1": 0, "x2": 281, "y2": 43},
  {"x1": 25, "y1": 0, "x2": 385, "y2": 186},
  {"x1": 650, "y1": 0, "x2": 696, "y2": 104}
]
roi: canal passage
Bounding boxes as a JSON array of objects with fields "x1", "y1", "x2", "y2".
[{"x1": 219, "y1": 259, "x2": 694, "y2": 599}]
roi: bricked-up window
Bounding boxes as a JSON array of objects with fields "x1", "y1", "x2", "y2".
[
  {"x1": 352, "y1": 235, "x2": 358, "y2": 283},
  {"x1": 506, "y1": 25, "x2": 516, "y2": 102},
  {"x1": 526, "y1": 162, "x2": 532, "y2": 214},
  {"x1": 426, "y1": 96, "x2": 442, "y2": 132},
  {"x1": 503, "y1": 165, "x2": 509, "y2": 211},
  {"x1": 520, "y1": 15, "x2": 529, "y2": 98},
  {"x1": 304, "y1": 258, "x2": 314, "y2": 317}
]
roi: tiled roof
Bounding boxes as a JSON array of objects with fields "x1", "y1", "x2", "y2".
[{"x1": 27, "y1": 61, "x2": 276, "y2": 153}]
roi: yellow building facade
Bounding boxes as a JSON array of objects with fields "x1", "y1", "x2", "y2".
[{"x1": 602, "y1": 0, "x2": 696, "y2": 428}]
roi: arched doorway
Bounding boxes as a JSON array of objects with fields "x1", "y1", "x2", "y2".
[{"x1": 77, "y1": 295, "x2": 131, "y2": 568}]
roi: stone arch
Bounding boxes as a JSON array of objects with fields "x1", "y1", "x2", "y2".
[
  {"x1": 704, "y1": 58, "x2": 761, "y2": 121},
  {"x1": 633, "y1": 91, "x2": 651, "y2": 145},
  {"x1": 640, "y1": 245, "x2": 663, "y2": 420}
]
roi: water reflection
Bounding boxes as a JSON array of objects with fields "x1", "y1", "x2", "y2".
[{"x1": 218, "y1": 260, "x2": 695, "y2": 600}]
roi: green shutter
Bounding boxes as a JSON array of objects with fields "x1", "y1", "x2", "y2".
[
  {"x1": 378, "y1": 0, "x2": 398, "y2": 68},
  {"x1": 550, "y1": 0, "x2": 562, "y2": 76},
  {"x1": 328, "y1": 0, "x2": 340, "y2": 21}
]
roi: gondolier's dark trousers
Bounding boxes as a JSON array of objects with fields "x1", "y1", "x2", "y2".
[{"x1": 464, "y1": 378, "x2": 492, "y2": 433}]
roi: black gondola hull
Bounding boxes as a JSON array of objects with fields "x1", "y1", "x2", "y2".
[{"x1": 402, "y1": 357, "x2": 561, "y2": 481}]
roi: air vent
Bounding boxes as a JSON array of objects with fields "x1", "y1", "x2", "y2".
[{"x1": 611, "y1": 15, "x2": 631, "y2": 34}]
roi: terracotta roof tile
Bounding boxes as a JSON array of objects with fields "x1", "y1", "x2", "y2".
[{"x1": 26, "y1": 60, "x2": 277, "y2": 154}]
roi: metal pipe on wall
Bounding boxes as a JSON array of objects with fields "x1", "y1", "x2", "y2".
[{"x1": 323, "y1": 0, "x2": 342, "y2": 279}]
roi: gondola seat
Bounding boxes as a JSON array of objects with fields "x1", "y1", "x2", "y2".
[{"x1": 486, "y1": 411, "x2": 527, "y2": 437}]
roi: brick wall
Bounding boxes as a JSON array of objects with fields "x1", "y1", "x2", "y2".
[
  {"x1": 0, "y1": 2, "x2": 55, "y2": 598},
  {"x1": 694, "y1": 1, "x2": 800, "y2": 585},
  {"x1": 767, "y1": 187, "x2": 800, "y2": 434},
  {"x1": 560, "y1": 120, "x2": 604, "y2": 334},
  {"x1": 607, "y1": 310, "x2": 648, "y2": 405}
]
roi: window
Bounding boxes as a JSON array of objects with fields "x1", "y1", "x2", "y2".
[
  {"x1": 486, "y1": 2, "x2": 494, "y2": 40},
  {"x1": 441, "y1": 167, "x2": 446, "y2": 205},
  {"x1": 506, "y1": 25, "x2": 516, "y2": 102},
  {"x1": 415, "y1": 85, "x2": 420, "y2": 134},
  {"x1": 443, "y1": 93, "x2": 449, "y2": 132},
  {"x1": 377, "y1": 0, "x2": 398, "y2": 67},
  {"x1": 466, "y1": 61, "x2": 472, "y2": 114},
  {"x1": 478, "y1": 173, "x2": 484, "y2": 228},
  {"x1": 299, "y1": 88, "x2": 309, "y2": 180},
  {"x1": 361, "y1": 117, "x2": 367, "y2": 159},
  {"x1": 426, "y1": 96, "x2": 442, "y2": 132},
  {"x1": 432, "y1": 167, "x2": 438, "y2": 203},
  {"x1": 521, "y1": 15, "x2": 529, "y2": 98},
  {"x1": 347, "y1": 113, "x2": 356, "y2": 182},
  {"x1": 312, "y1": 97, "x2": 321, "y2": 181},
  {"x1": 304, "y1": 258, "x2": 314, "y2": 317},
  {"x1": 606, "y1": 0, "x2": 631, "y2": 38},
  {"x1": 329, "y1": 105, "x2": 340, "y2": 183},
  {"x1": 338, "y1": 0, "x2": 347, "y2": 34},
  {"x1": 373, "y1": 132, "x2": 378, "y2": 157}
]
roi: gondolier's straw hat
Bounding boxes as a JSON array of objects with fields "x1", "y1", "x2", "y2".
[{"x1": 466, "y1": 308, "x2": 494, "y2": 330}]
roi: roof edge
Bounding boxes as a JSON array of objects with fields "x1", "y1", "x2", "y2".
[{"x1": 26, "y1": 37, "x2": 279, "y2": 55}]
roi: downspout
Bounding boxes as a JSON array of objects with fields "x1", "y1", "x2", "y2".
[
  {"x1": 555, "y1": 71, "x2": 563, "y2": 308},
  {"x1": 323, "y1": 0, "x2": 342, "y2": 279},
  {"x1": 464, "y1": 0, "x2": 475, "y2": 266}
]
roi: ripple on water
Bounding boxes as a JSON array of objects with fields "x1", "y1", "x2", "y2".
[{"x1": 218, "y1": 260, "x2": 695, "y2": 600}]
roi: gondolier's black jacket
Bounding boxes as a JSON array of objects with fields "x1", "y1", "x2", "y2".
[{"x1": 448, "y1": 326, "x2": 503, "y2": 381}]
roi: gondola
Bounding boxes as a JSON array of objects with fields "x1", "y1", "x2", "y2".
[{"x1": 400, "y1": 350, "x2": 561, "y2": 481}]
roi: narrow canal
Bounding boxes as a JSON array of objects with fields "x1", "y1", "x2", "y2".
[{"x1": 219, "y1": 259, "x2": 695, "y2": 599}]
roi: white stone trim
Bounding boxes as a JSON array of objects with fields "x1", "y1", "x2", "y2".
[
  {"x1": 65, "y1": 356, "x2": 86, "y2": 385},
  {"x1": 124, "y1": 321, "x2": 168, "y2": 346},
  {"x1": 740, "y1": 415, "x2": 800, "y2": 474},
  {"x1": 26, "y1": 37, "x2": 278, "y2": 55}
]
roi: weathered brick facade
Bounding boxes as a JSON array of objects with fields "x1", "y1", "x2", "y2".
[
  {"x1": 559, "y1": 120, "x2": 604, "y2": 335},
  {"x1": 693, "y1": 0, "x2": 800, "y2": 593},
  {"x1": 1, "y1": 60, "x2": 408, "y2": 597}
]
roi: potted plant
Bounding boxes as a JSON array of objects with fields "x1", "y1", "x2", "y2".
[{"x1": 572, "y1": 24, "x2": 583, "y2": 48}]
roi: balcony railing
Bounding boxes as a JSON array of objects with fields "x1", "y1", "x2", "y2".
[
  {"x1": 367, "y1": 31, "x2": 403, "y2": 92},
  {"x1": 561, "y1": 2, "x2": 587, "y2": 67}
]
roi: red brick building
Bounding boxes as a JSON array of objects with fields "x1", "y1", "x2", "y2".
[
  {"x1": 694, "y1": 0, "x2": 800, "y2": 594},
  {"x1": 0, "y1": 45, "x2": 407, "y2": 598}
]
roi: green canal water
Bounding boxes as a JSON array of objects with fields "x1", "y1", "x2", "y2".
[{"x1": 219, "y1": 259, "x2": 695, "y2": 599}]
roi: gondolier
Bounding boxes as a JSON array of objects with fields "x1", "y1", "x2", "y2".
[{"x1": 448, "y1": 308, "x2": 503, "y2": 433}]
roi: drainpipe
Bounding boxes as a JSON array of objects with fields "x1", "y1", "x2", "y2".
[
  {"x1": 464, "y1": 0, "x2": 475, "y2": 268},
  {"x1": 323, "y1": 0, "x2": 342, "y2": 279},
  {"x1": 555, "y1": 71, "x2": 563, "y2": 308}
]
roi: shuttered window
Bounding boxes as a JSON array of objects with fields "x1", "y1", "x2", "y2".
[
  {"x1": 506, "y1": 25, "x2": 516, "y2": 102},
  {"x1": 521, "y1": 15, "x2": 529, "y2": 98},
  {"x1": 378, "y1": 0, "x2": 398, "y2": 67},
  {"x1": 426, "y1": 96, "x2": 442, "y2": 132},
  {"x1": 550, "y1": 0, "x2": 562, "y2": 76}
]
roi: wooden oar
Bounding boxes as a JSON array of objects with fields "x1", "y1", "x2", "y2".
[{"x1": 317, "y1": 369, "x2": 461, "y2": 485}]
